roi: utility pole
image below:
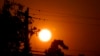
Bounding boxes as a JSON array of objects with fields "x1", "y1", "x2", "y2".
[{"x1": 24, "y1": 7, "x2": 32, "y2": 56}]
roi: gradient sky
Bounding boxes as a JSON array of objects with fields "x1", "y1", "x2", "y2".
[{"x1": 0, "y1": 0, "x2": 100, "y2": 56}]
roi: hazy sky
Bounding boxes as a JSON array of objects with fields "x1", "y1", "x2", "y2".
[{"x1": 0, "y1": 0, "x2": 100, "y2": 56}]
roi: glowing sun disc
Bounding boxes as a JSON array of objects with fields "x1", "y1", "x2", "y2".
[{"x1": 38, "y1": 29, "x2": 52, "y2": 42}]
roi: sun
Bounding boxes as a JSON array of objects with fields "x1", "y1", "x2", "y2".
[{"x1": 38, "y1": 29, "x2": 52, "y2": 42}]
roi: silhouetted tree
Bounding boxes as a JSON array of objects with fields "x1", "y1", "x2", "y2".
[
  {"x1": 0, "y1": 0, "x2": 38, "y2": 56},
  {"x1": 45, "y1": 40, "x2": 69, "y2": 56}
]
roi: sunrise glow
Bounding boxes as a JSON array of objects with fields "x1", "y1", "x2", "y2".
[{"x1": 38, "y1": 29, "x2": 52, "y2": 42}]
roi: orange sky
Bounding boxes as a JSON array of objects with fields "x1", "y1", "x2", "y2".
[{"x1": 0, "y1": 0, "x2": 100, "y2": 56}]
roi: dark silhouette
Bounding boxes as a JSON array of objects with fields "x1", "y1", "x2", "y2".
[
  {"x1": 78, "y1": 53, "x2": 85, "y2": 56},
  {"x1": 45, "y1": 39, "x2": 69, "y2": 56},
  {"x1": 0, "y1": 0, "x2": 39, "y2": 56}
]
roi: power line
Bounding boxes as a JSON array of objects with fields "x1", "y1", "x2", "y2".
[
  {"x1": 68, "y1": 50, "x2": 100, "y2": 52},
  {"x1": 29, "y1": 9, "x2": 100, "y2": 20}
]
